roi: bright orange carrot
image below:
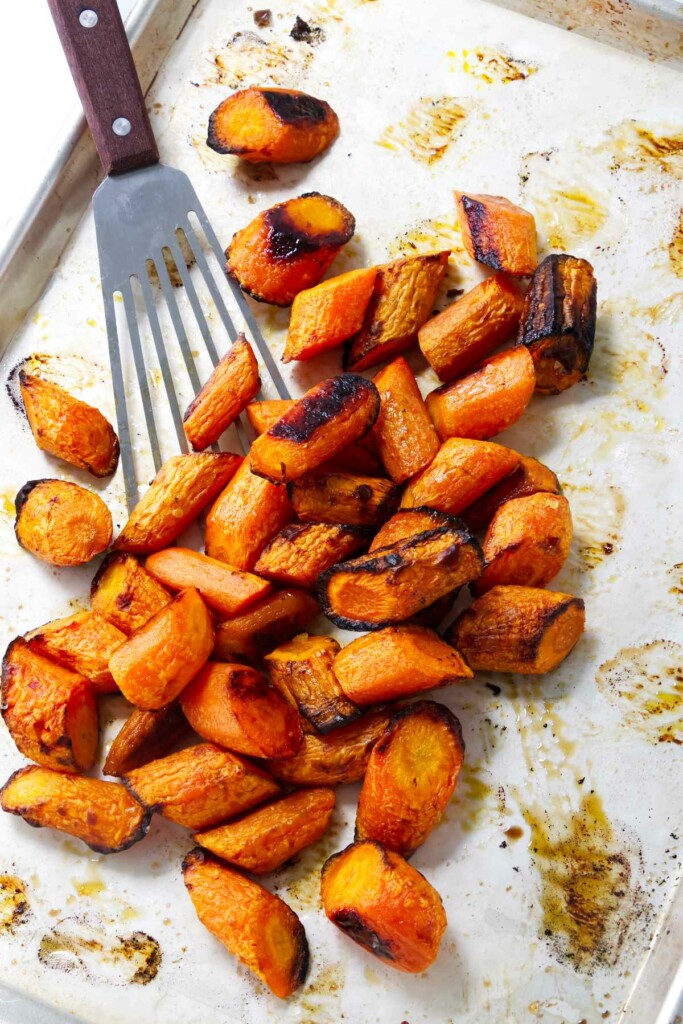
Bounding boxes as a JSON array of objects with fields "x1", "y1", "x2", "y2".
[
  {"x1": 371, "y1": 357, "x2": 440, "y2": 483},
  {"x1": 145, "y1": 548, "x2": 271, "y2": 618},
  {"x1": 283, "y1": 267, "x2": 378, "y2": 362}
]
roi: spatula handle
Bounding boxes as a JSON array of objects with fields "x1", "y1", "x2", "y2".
[{"x1": 47, "y1": 0, "x2": 159, "y2": 175}]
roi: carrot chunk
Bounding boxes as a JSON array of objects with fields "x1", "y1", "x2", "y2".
[
  {"x1": 461, "y1": 453, "x2": 561, "y2": 532},
  {"x1": 371, "y1": 357, "x2": 440, "y2": 483},
  {"x1": 265, "y1": 634, "x2": 360, "y2": 734},
  {"x1": 103, "y1": 704, "x2": 189, "y2": 776},
  {"x1": 455, "y1": 191, "x2": 537, "y2": 276},
  {"x1": 288, "y1": 471, "x2": 400, "y2": 528},
  {"x1": 15, "y1": 479, "x2": 112, "y2": 566},
  {"x1": 369, "y1": 507, "x2": 452, "y2": 552},
  {"x1": 145, "y1": 548, "x2": 271, "y2": 618},
  {"x1": 283, "y1": 267, "x2": 378, "y2": 362},
  {"x1": 90, "y1": 553, "x2": 172, "y2": 635},
  {"x1": 401, "y1": 438, "x2": 519, "y2": 516},
  {"x1": 255, "y1": 522, "x2": 369, "y2": 589},
  {"x1": 183, "y1": 335, "x2": 260, "y2": 450},
  {"x1": 26, "y1": 611, "x2": 125, "y2": 694}
]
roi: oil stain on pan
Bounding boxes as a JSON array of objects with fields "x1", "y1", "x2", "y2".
[
  {"x1": 460, "y1": 47, "x2": 536, "y2": 84},
  {"x1": 596, "y1": 639, "x2": 683, "y2": 745},
  {"x1": 0, "y1": 875, "x2": 30, "y2": 933},
  {"x1": 376, "y1": 97, "x2": 469, "y2": 165},
  {"x1": 38, "y1": 913, "x2": 161, "y2": 986}
]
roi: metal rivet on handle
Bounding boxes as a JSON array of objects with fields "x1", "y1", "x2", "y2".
[
  {"x1": 79, "y1": 9, "x2": 98, "y2": 28},
  {"x1": 112, "y1": 118, "x2": 132, "y2": 137}
]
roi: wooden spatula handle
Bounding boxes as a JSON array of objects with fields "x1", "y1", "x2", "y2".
[{"x1": 47, "y1": 0, "x2": 159, "y2": 175}]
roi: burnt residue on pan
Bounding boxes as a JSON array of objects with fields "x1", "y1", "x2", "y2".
[
  {"x1": 38, "y1": 915, "x2": 162, "y2": 986},
  {"x1": 669, "y1": 210, "x2": 683, "y2": 278},
  {"x1": 606, "y1": 121, "x2": 683, "y2": 177},
  {"x1": 461, "y1": 48, "x2": 536, "y2": 84},
  {"x1": 0, "y1": 875, "x2": 30, "y2": 933},
  {"x1": 290, "y1": 16, "x2": 325, "y2": 46},
  {"x1": 596, "y1": 640, "x2": 683, "y2": 745},
  {"x1": 209, "y1": 31, "x2": 313, "y2": 90},
  {"x1": 376, "y1": 97, "x2": 469, "y2": 165}
]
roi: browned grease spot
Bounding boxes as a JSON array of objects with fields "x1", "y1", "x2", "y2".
[
  {"x1": 668, "y1": 563, "x2": 683, "y2": 598},
  {"x1": 596, "y1": 640, "x2": 683, "y2": 745},
  {"x1": 561, "y1": 482, "x2": 626, "y2": 573},
  {"x1": 38, "y1": 922, "x2": 161, "y2": 986},
  {"x1": 505, "y1": 826, "x2": 524, "y2": 841},
  {"x1": 0, "y1": 876, "x2": 30, "y2": 932},
  {"x1": 607, "y1": 121, "x2": 683, "y2": 178},
  {"x1": 522, "y1": 793, "x2": 646, "y2": 972},
  {"x1": 462, "y1": 48, "x2": 536, "y2": 84},
  {"x1": 376, "y1": 97, "x2": 468, "y2": 164},
  {"x1": 209, "y1": 32, "x2": 313, "y2": 89},
  {"x1": 669, "y1": 211, "x2": 683, "y2": 278}
]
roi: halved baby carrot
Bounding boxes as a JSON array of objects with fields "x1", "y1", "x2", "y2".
[
  {"x1": 371, "y1": 357, "x2": 440, "y2": 483},
  {"x1": 184, "y1": 335, "x2": 260, "y2": 450},
  {"x1": 401, "y1": 438, "x2": 519, "y2": 516},
  {"x1": 426, "y1": 347, "x2": 535, "y2": 441},
  {"x1": 283, "y1": 267, "x2": 378, "y2": 362},
  {"x1": 145, "y1": 548, "x2": 271, "y2": 618}
]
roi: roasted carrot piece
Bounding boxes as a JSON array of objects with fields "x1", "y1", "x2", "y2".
[
  {"x1": 15, "y1": 479, "x2": 112, "y2": 566},
  {"x1": 114, "y1": 452, "x2": 242, "y2": 554},
  {"x1": 90, "y1": 553, "x2": 171, "y2": 635},
  {"x1": 25, "y1": 611, "x2": 125, "y2": 694},
  {"x1": 250, "y1": 375, "x2": 380, "y2": 484},
  {"x1": 369, "y1": 507, "x2": 453, "y2": 552},
  {"x1": 204, "y1": 458, "x2": 294, "y2": 571},
  {"x1": 109, "y1": 587, "x2": 214, "y2": 710},
  {"x1": 226, "y1": 193, "x2": 354, "y2": 306},
  {"x1": 1, "y1": 765, "x2": 149, "y2": 854},
  {"x1": 183, "y1": 848, "x2": 309, "y2": 998},
  {"x1": 145, "y1": 548, "x2": 271, "y2": 618},
  {"x1": 183, "y1": 335, "x2": 260, "y2": 450},
  {"x1": 333, "y1": 626, "x2": 472, "y2": 705},
  {"x1": 266, "y1": 707, "x2": 394, "y2": 786},
  {"x1": 124, "y1": 743, "x2": 279, "y2": 829},
  {"x1": 287, "y1": 471, "x2": 400, "y2": 528},
  {"x1": 461, "y1": 453, "x2": 561, "y2": 532},
  {"x1": 180, "y1": 663, "x2": 303, "y2": 758},
  {"x1": 474, "y1": 492, "x2": 573, "y2": 595},
  {"x1": 207, "y1": 86, "x2": 338, "y2": 164},
  {"x1": 318, "y1": 523, "x2": 484, "y2": 630},
  {"x1": 321, "y1": 841, "x2": 446, "y2": 973},
  {"x1": 356, "y1": 701, "x2": 464, "y2": 857},
  {"x1": 418, "y1": 273, "x2": 524, "y2": 382},
  {"x1": 283, "y1": 267, "x2": 378, "y2": 362},
  {"x1": 19, "y1": 372, "x2": 119, "y2": 477},
  {"x1": 213, "y1": 589, "x2": 319, "y2": 664},
  {"x1": 2, "y1": 638, "x2": 98, "y2": 773},
  {"x1": 265, "y1": 634, "x2": 360, "y2": 734},
  {"x1": 247, "y1": 400, "x2": 382, "y2": 474},
  {"x1": 345, "y1": 252, "x2": 450, "y2": 372},
  {"x1": 426, "y1": 346, "x2": 535, "y2": 442},
  {"x1": 255, "y1": 522, "x2": 369, "y2": 589},
  {"x1": 401, "y1": 438, "x2": 519, "y2": 516},
  {"x1": 518, "y1": 253, "x2": 597, "y2": 393},
  {"x1": 371, "y1": 357, "x2": 440, "y2": 483},
  {"x1": 447, "y1": 585, "x2": 585, "y2": 673},
  {"x1": 455, "y1": 191, "x2": 538, "y2": 276},
  {"x1": 103, "y1": 703, "x2": 190, "y2": 777},
  {"x1": 194, "y1": 788, "x2": 336, "y2": 874}
]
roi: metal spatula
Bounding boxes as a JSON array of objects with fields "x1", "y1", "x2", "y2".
[{"x1": 47, "y1": 0, "x2": 290, "y2": 512}]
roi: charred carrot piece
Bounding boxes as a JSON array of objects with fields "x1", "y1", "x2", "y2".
[
  {"x1": 25, "y1": 611, "x2": 125, "y2": 694},
  {"x1": 114, "y1": 452, "x2": 242, "y2": 554},
  {"x1": 356, "y1": 701, "x2": 465, "y2": 857},
  {"x1": 205, "y1": 458, "x2": 294, "y2": 571},
  {"x1": 426, "y1": 346, "x2": 535, "y2": 441},
  {"x1": 208, "y1": 86, "x2": 338, "y2": 164},
  {"x1": 246, "y1": 399, "x2": 293, "y2": 434},
  {"x1": 318, "y1": 523, "x2": 484, "y2": 630},
  {"x1": 461, "y1": 453, "x2": 561, "y2": 532},
  {"x1": 249, "y1": 375, "x2": 380, "y2": 484},
  {"x1": 332, "y1": 625, "x2": 472, "y2": 705},
  {"x1": 418, "y1": 273, "x2": 524, "y2": 382},
  {"x1": 180, "y1": 662, "x2": 303, "y2": 758},
  {"x1": 90, "y1": 553, "x2": 172, "y2": 635},
  {"x1": 265, "y1": 634, "x2": 360, "y2": 734},
  {"x1": 213, "y1": 589, "x2": 319, "y2": 664},
  {"x1": 447, "y1": 585, "x2": 585, "y2": 673},
  {"x1": 226, "y1": 193, "x2": 354, "y2": 306},
  {"x1": 371, "y1": 357, "x2": 440, "y2": 483},
  {"x1": 474, "y1": 492, "x2": 573, "y2": 595},
  {"x1": 194, "y1": 788, "x2": 336, "y2": 874},
  {"x1": 2, "y1": 638, "x2": 98, "y2": 773},
  {"x1": 518, "y1": 253, "x2": 597, "y2": 393},
  {"x1": 266, "y1": 707, "x2": 394, "y2": 786},
  {"x1": 15, "y1": 479, "x2": 112, "y2": 566},
  {"x1": 345, "y1": 252, "x2": 450, "y2": 372},
  {"x1": 20, "y1": 372, "x2": 119, "y2": 477},
  {"x1": 321, "y1": 841, "x2": 447, "y2": 973},
  {"x1": 288, "y1": 471, "x2": 400, "y2": 528},
  {"x1": 455, "y1": 191, "x2": 538, "y2": 276},
  {"x1": 184, "y1": 335, "x2": 260, "y2": 450},
  {"x1": 108, "y1": 587, "x2": 214, "y2": 710},
  {"x1": 124, "y1": 743, "x2": 279, "y2": 829},
  {"x1": 255, "y1": 522, "x2": 369, "y2": 589},
  {"x1": 145, "y1": 548, "x2": 271, "y2": 619},
  {"x1": 183, "y1": 848, "x2": 309, "y2": 998},
  {"x1": 1, "y1": 765, "x2": 149, "y2": 854},
  {"x1": 283, "y1": 267, "x2": 378, "y2": 362},
  {"x1": 401, "y1": 438, "x2": 519, "y2": 516},
  {"x1": 369, "y1": 507, "x2": 453, "y2": 552},
  {"x1": 103, "y1": 704, "x2": 190, "y2": 777}
]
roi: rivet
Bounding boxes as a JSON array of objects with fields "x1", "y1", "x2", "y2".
[
  {"x1": 79, "y1": 9, "x2": 98, "y2": 28},
  {"x1": 112, "y1": 117, "x2": 132, "y2": 137}
]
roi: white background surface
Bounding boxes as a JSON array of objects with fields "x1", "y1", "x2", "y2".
[{"x1": 0, "y1": 0, "x2": 137, "y2": 234}]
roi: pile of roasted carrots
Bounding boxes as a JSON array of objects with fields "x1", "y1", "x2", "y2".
[{"x1": 2, "y1": 86, "x2": 597, "y2": 998}]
